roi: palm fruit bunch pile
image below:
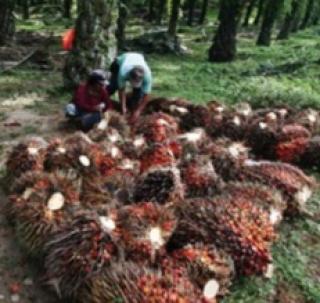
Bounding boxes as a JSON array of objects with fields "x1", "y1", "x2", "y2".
[{"x1": 4, "y1": 97, "x2": 319, "y2": 302}]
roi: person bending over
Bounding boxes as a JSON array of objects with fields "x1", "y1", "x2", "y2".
[
  {"x1": 65, "y1": 70, "x2": 112, "y2": 130},
  {"x1": 107, "y1": 52, "x2": 152, "y2": 123}
]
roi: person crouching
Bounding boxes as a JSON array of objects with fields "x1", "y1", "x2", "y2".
[{"x1": 65, "y1": 70, "x2": 112, "y2": 131}]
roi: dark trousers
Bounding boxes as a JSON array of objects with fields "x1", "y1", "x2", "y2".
[
  {"x1": 107, "y1": 60, "x2": 143, "y2": 112},
  {"x1": 66, "y1": 105, "x2": 102, "y2": 131}
]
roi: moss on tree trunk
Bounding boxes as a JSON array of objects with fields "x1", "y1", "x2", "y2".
[{"x1": 63, "y1": 0, "x2": 117, "y2": 88}]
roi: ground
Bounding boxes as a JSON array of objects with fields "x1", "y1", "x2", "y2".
[{"x1": 0, "y1": 17, "x2": 319, "y2": 303}]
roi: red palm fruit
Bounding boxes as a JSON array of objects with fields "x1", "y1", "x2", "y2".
[
  {"x1": 168, "y1": 244, "x2": 235, "y2": 297},
  {"x1": 278, "y1": 124, "x2": 311, "y2": 142},
  {"x1": 6, "y1": 137, "x2": 47, "y2": 181},
  {"x1": 9, "y1": 172, "x2": 80, "y2": 257},
  {"x1": 167, "y1": 140, "x2": 183, "y2": 159},
  {"x1": 206, "y1": 139, "x2": 249, "y2": 181},
  {"x1": 300, "y1": 136, "x2": 320, "y2": 168},
  {"x1": 116, "y1": 202, "x2": 177, "y2": 264},
  {"x1": 245, "y1": 117, "x2": 279, "y2": 159},
  {"x1": 139, "y1": 143, "x2": 176, "y2": 173},
  {"x1": 77, "y1": 262, "x2": 213, "y2": 303},
  {"x1": 170, "y1": 197, "x2": 275, "y2": 276},
  {"x1": 241, "y1": 160, "x2": 316, "y2": 214},
  {"x1": 135, "y1": 112, "x2": 179, "y2": 143},
  {"x1": 180, "y1": 155, "x2": 219, "y2": 198},
  {"x1": 134, "y1": 167, "x2": 184, "y2": 204},
  {"x1": 224, "y1": 182, "x2": 286, "y2": 226},
  {"x1": 275, "y1": 137, "x2": 309, "y2": 163},
  {"x1": 44, "y1": 211, "x2": 119, "y2": 298}
]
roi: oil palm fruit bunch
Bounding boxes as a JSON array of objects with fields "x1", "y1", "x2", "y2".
[
  {"x1": 88, "y1": 110, "x2": 129, "y2": 143},
  {"x1": 10, "y1": 172, "x2": 80, "y2": 257},
  {"x1": 178, "y1": 128, "x2": 210, "y2": 159},
  {"x1": 44, "y1": 133, "x2": 98, "y2": 178},
  {"x1": 139, "y1": 143, "x2": 176, "y2": 173},
  {"x1": 278, "y1": 124, "x2": 311, "y2": 142},
  {"x1": 299, "y1": 136, "x2": 320, "y2": 168},
  {"x1": 218, "y1": 113, "x2": 247, "y2": 141},
  {"x1": 170, "y1": 197, "x2": 275, "y2": 276},
  {"x1": 245, "y1": 115, "x2": 279, "y2": 159},
  {"x1": 116, "y1": 202, "x2": 177, "y2": 263},
  {"x1": 180, "y1": 155, "x2": 219, "y2": 198},
  {"x1": 134, "y1": 167, "x2": 184, "y2": 204},
  {"x1": 224, "y1": 182, "x2": 286, "y2": 226},
  {"x1": 168, "y1": 243, "x2": 235, "y2": 297},
  {"x1": 207, "y1": 139, "x2": 249, "y2": 182},
  {"x1": 81, "y1": 167, "x2": 136, "y2": 207},
  {"x1": 6, "y1": 137, "x2": 47, "y2": 181},
  {"x1": 180, "y1": 104, "x2": 212, "y2": 131},
  {"x1": 288, "y1": 109, "x2": 320, "y2": 134},
  {"x1": 78, "y1": 261, "x2": 214, "y2": 303},
  {"x1": 145, "y1": 97, "x2": 191, "y2": 118},
  {"x1": 44, "y1": 211, "x2": 119, "y2": 298},
  {"x1": 275, "y1": 137, "x2": 309, "y2": 164},
  {"x1": 275, "y1": 124, "x2": 311, "y2": 163},
  {"x1": 135, "y1": 112, "x2": 179, "y2": 144},
  {"x1": 240, "y1": 160, "x2": 316, "y2": 215}
]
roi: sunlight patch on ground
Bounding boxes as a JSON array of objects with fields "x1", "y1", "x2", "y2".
[{"x1": 1, "y1": 93, "x2": 46, "y2": 108}]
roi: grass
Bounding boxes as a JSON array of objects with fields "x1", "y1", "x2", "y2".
[{"x1": 0, "y1": 17, "x2": 320, "y2": 303}]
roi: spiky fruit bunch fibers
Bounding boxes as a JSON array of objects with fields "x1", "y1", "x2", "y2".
[
  {"x1": 224, "y1": 182, "x2": 286, "y2": 225},
  {"x1": 78, "y1": 262, "x2": 212, "y2": 303},
  {"x1": 9, "y1": 172, "x2": 79, "y2": 256},
  {"x1": 134, "y1": 167, "x2": 184, "y2": 204},
  {"x1": 278, "y1": 124, "x2": 311, "y2": 142},
  {"x1": 139, "y1": 143, "x2": 176, "y2": 173},
  {"x1": 168, "y1": 244, "x2": 234, "y2": 296},
  {"x1": 44, "y1": 133, "x2": 99, "y2": 177},
  {"x1": 240, "y1": 160, "x2": 315, "y2": 214},
  {"x1": 117, "y1": 202, "x2": 177, "y2": 263},
  {"x1": 6, "y1": 138, "x2": 47, "y2": 180},
  {"x1": 180, "y1": 156, "x2": 218, "y2": 198},
  {"x1": 180, "y1": 104, "x2": 212, "y2": 131},
  {"x1": 9, "y1": 171, "x2": 79, "y2": 218},
  {"x1": 245, "y1": 121, "x2": 278, "y2": 159},
  {"x1": 88, "y1": 110, "x2": 129, "y2": 143},
  {"x1": 135, "y1": 112, "x2": 179, "y2": 143},
  {"x1": 218, "y1": 114, "x2": 247, "y2": 141},
  {"x1": 206, "y1": 140, "x2": 248, "y2": 182},
  {"x1": 44, "y1": 212, "x2": 119, "y2": 298},
  {"x1": 275, "y1": 137, "x2": 309, "y2": 163},
  {"x1": 300, "y1": 136, "x2": 320, "y2": 168},
  {"x1": 171, "y1": 197, "x2": 275, "y2": 276}
]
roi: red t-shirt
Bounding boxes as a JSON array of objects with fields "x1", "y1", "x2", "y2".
[{"x1": 73, "y1": 83, "x2": 112, "y2": 112}]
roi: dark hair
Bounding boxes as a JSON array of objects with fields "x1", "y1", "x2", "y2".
[
  {"x1": 129, "y1": 66, "x2": 144, "y2": 81},
  {"x1": 87, "y1": 70, "x2": 106, "y2": 86}
]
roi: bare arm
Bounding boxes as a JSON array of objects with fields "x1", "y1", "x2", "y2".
[
  {"x1": 131, "y1": 94, "x2": 149, "y2": 122},
  {"x1": 118, "y1": 89, "x2": 127, "y2": 115}
]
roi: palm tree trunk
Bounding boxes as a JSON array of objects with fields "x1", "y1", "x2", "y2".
[
  {"x1": 0, "y1": 0, "x2": 15, "y2": 46},
  {"x1": 63, "y1": 0, "x2": 117, "y2": 88}
]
